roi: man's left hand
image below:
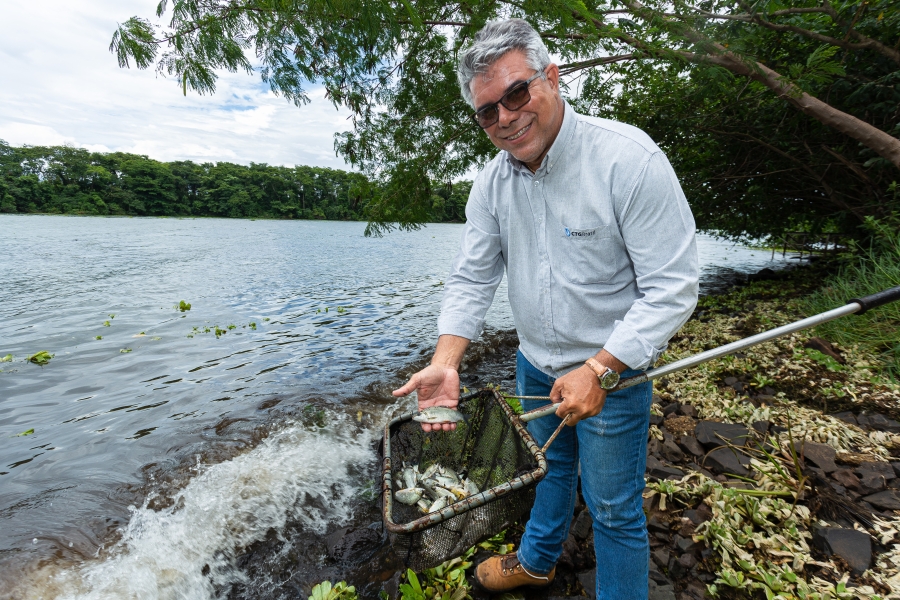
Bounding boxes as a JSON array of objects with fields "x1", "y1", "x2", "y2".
[{"x1": 551, "y1": 365, "x2": 606, "y2": 426}]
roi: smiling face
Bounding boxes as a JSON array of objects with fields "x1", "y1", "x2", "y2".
[{"x1": 469, "y1": 50, "x2": 564, "y2": 172}]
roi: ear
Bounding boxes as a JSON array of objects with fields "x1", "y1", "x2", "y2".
[{"x1": 544, "y1": 63, "x2": 560, "y2": 93}]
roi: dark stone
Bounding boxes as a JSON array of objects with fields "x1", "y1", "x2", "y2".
[
  {"x1": 649, "y1": 580, "x2": 677, "y2": 600},
  {"x1": 677, "y1": 436, "x2": 705, "y2": 458},
  {"x1": 577, "y1": 569, "x2": 596, "y2": 600},
  {"x1": 755, "y1": 394, "x2": 776, "y2": 404},
  {"x1": 804, "y1": 337, "x2": 845, "y2": 364},
  {"x1": 770, "y1": 425, "x2": 788, "y2": 434},
  {"x1": 663, "y1": 402, "x2": 681, "y2": 417},
  {"x1": 667, "y1": 556, "x2": 688, "y2": 579},
  {"x1": 856, "y1": 414, "x2": 872, "y2": 430},
  {"x1": 571, "y1": 509, "x2": 593, "y2": 540},
  {"x1": 832, "y1": 469, "x2": 860, "y2": 490},
  {"x1": 704, "y1": 447, "x2": 751, "y2": 477},
  {"x1": 751, "y1": 420, "x2": 770, "y2": 436},
  {"x1": 649, "y1": 414, "x2": 663, "y2": 427},
  {"x1": 857, "y1": 461, "x2": 896, "y2": 480},
  {"x1": 802, "y1": 442, "x2": 839, "y2": 473},
  {"x1": 683, "y1": 505, "x2": 711, "y2": 525},
  {"x1": 858, "y1": 472, "x2": 886, "y2": 495},
  {"x1": 652, "y1": 394, "x2": 664, "y2": 405},
  {"x1": 647, "y1": 438, "x2": 660, "y2": 456},
  {"x1": 661, "y1": 440, "x2": 685, "y2": 463},
  {"x1": 652, "y1": 548, "x2": 670, "y2": 568},
  {"x1": 675, "y1": 534, "x2": 703, "y2": 553},
  {"x1": 678, "y1": 553, "x2": 698, "y2": 569},
  {"x1": 869, "y1": 413, "x2": 900, "y2": 433},
  {"x1": 647, "y1": 456, "x2": 685, "y2": 480},
  {"x1": 695, "y1": 421, "x2": 751, "y2": 449},
  {"x1": 892, "y1": 462, "x2": 900, "y2": 478},
  {"x1": 833, "y1": 411, "x2": 858, "y2": 426},
  {"x1": 647, "y1": 515, "x2": 671, "y2": 535},
  {"x1": 748, "y1": 267, "x2": 777, "y2": 282},
  {"x1": 679, "y1": 404, "x2": 698, "y2": 419},
  {"x1": 730, "y1": 381, "x2": 745, "y2": 394},
  {"x1": 649, "y1": 569, "x2": 671, "y2": 585},
  {"x1": 325, "y1": 525, "x2": 383, "y2": 563},
  {"x1": 723, "y1": 376, "x2": 738, "y2": 386},
  {"x1": 863, "y1": 490, "x2": 900, "y2": 510},
  {"x1": 812, "y1": 526, "x2": 872, "y2": 575}
]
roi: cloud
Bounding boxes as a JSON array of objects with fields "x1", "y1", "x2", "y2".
[{"x1": 0, "y1": 1, "x2": 355, "y2": 169}]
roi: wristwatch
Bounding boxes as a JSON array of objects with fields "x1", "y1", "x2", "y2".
[{"x1": 585, "y1": 357, "x2": 620, "y2": 390}]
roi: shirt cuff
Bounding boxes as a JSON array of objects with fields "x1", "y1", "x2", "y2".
[
  {"x1": 437, "y1": 311, "x2": 483, "y2": 341},
  {"x1": 603, "y1": 320, "x2": 667, "y2": 371}
]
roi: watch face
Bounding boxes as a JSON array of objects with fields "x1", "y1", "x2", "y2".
[{"x1": 600, "y1": 369, "x2": 620, "y2": 390}]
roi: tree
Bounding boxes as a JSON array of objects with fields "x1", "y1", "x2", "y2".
[{"x1": 110, "y1": 0, "x2": 900, "y2": 238}]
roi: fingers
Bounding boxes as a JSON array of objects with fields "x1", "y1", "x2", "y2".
[{"x1": 392, "y1": 373, "x2": 420, "y2": 397}]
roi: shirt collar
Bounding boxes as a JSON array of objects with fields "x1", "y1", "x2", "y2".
[{"x1": 505, "y1": 99, "x2": 577, "y2": 175}]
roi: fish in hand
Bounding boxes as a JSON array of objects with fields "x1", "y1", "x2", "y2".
[{"x1": 412, "y1": 407, "x2": 466, "y2": 424}]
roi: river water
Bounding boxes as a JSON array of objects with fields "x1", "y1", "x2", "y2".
[{"x1": 0, "y1": 215, "x2": 797, "y2": 599}]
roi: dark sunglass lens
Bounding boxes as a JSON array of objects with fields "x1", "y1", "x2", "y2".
[
  {"x1": 504, "y1": 84, "x2": 531, "y2": 110},
  {"x1": 476, "y1": 107, "x2": 499, "y2": 127}
]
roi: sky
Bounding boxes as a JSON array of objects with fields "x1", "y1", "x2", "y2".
[{"x1": 0, "y1": 1, "x2": 355, "y2": 169}]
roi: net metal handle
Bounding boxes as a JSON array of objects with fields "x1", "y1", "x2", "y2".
[{"x1": 512, "y1": 286, "x2": 900, "y2": 424}]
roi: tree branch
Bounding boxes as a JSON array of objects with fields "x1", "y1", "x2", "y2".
[{"x1": 558, "y1": 54, "x2": 637, "y2": 75}]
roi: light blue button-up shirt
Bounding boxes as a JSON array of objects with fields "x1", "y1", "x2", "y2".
[{"x1": 437, "y1": 101, "x2": 699, "y2": 377}]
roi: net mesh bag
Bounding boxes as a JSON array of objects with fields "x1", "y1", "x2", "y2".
[{"x1": 382, "y1": 389, "x2": 546, "y2": 572}]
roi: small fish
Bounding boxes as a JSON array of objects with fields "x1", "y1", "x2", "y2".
[
  {"x1": 412, "y1": 407, "x2": 466, "y2": 424},
  {"x1": 464, "y1": 478, "x2": 480, "y2": 497},
  {"x1": 417, "y1": 498, "x2": 431, "y2": 513},
  {"x1": 401, "y1": 465, "x2": 418, "y2": 489},
  {"x1": 394, "y1": 488, "x2": 424, "y2": 505},
  {"x1": 428, "y1": 496, "x2": 449, "y2": 513},
  {"x1": 421, "y1": 464, "x2": 440, "y2": 480}
]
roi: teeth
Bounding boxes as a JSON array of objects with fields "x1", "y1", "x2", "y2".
[{"x1": 508, "y1": 124, "x2": 530, "y2": 140}]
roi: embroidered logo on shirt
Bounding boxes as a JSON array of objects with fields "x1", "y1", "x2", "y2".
[{"x1": 564, "y1": 227, "x2": 597, "y2": 238}]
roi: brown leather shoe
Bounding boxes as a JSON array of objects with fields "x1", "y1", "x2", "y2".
[{"x1": 474, "y1": 553, "x2": 555, "y2": 592}]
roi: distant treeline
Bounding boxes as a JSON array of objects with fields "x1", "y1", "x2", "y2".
[{"x1": 0, "y1": 141, "x2": 470, "y2": 223}]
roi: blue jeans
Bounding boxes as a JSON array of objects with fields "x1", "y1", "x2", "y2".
[{"x1": 515, "y1": 350, "x2": 652, "y2": 600}]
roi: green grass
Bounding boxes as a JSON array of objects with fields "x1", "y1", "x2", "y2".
[{"x1": 803, "y1": 216, "x2": 900, "y2": 381}]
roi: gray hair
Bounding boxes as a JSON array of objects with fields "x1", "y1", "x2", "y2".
[{"x1": 457, "y1": 19, "x2": 551, "y2": 108}]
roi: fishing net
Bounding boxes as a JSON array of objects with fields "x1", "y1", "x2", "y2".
[{"x1": 382, "y1": 389, "x2": 547, "y2": 571}]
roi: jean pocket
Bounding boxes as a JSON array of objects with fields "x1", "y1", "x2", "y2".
[{"x1": 552, "y1": 224, "x2": 617, "y2": 284}]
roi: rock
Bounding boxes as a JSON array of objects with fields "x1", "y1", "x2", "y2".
[
  {"x1": 675, "y1": 534, "x2": 703, "y2": 553},
  {"x1": 647, "y1": 438, "x2": 660, "y2": 456},
  {"x1": 812, "y1": 526, "x2": 872, "y2": 575},
  {"x1": 647, "y1": 515, "x2": 671, "y2": 535},
  {"x1": 683, "y1": 504, "x2": 712, "y2": 525},
  {"x1": 652, "y1": 548, "x2": 670, "y2": 568},
  {"x1": 571, "y1": 509, "x2": 593, "y2": 540},
  {"x1": 869, "y1": 413, "x2": 900, "y2": 433},
  {"x1": 661, "y1": 440, "x2": 685, "y2": 463},
  {"x1": 751, "y1": 420, "x2": 770, "y2": 436},
  {"x1": 892, "y1": 462, "x2": 900, "y2": 478},
  {"x1": 862, "y1": 490, "x2": 900, "y2": 510},
  {"x1": 652, "y1": 394, "x2": 664, "y2": 405},
  {"x1": 833, "y1": 411, "x2": 858, "y2": 426},
  {"x1": 832, "y1": 469, "x2": 860, "y2": 490},
  {"x1": 856, "y1": 414, "x2": 871, "y2": 430},
  {"x1": 804, "y1": 337, "x2": 845, "y2": 364},
  {"x1": 704, "y1": 447, "x2": 751, "y2": 477},
  {"x1": 748, "y1": 267, "x2": 777, "y2": 282},
  {"x1": 679, "y1": 404, "x2": 698, "y2": 418},
  {"x1": 723, "y1": 376, "x2": 738, "y2": 386},
  {"x1": 858, "y1": 461, "x2": 896, "y2": 480},
  {"x1": 730, "y1": 381, "x2": 745, "y2": 394},
  {"x1": 802, "y1": 442, "x2": 839, "y2": 473},
  {"x1": 326, "y1": 525, "x2": 383, "y2": 563},
  {"x1": 678, "y1": 436, "x2": 705, "y2": 458},
  {"x1": 649, "y1": 414, "x2": 663, "y2": 427},
  {"x1": 649, "y1": 579, "x2": 677, "y2": 600},
  {"x1": 663, "y1": 402, "x2": 681, "y2": 417},
  {"x1": 678, "y1": 553, "x2": 697, "y2": 569},
  {"x1": 755, "y1": 394, "x2": 776, "y2": 404},
  {"x1": 858, "y1": 472, "x2": 886, "y2": 495},
  {"x1": 695, "y1": 421, "x2": 751, "y2": 449},
  {"x1": 664, "y1": 416, "x2": 696, "y2": 437},
  {"x1": 577, "y1": 569, "x2": 596, "y2": 600},
  {"x1": 667, "y1": 556, "x2": 688, "y2": 578}
]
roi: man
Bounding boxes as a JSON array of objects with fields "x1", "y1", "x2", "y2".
[{"x1": 392, "y1": 18, "x2": 698, "y2": 600}]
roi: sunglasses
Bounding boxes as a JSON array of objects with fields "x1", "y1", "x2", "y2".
[{"x1": 471, "y1": 71, "x2": 545, "y2": 129}]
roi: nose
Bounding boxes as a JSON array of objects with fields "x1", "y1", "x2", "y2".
[{"x1": 496, "y1": 103, "x2": 518, "y2": 128}]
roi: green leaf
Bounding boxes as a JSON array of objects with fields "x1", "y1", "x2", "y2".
[
  {"x1": 15, "y1": 428, "x2": 35, "y2": 437},
  {"x1": 27, "y1": 351, "x2": 53, "y2": 366}
]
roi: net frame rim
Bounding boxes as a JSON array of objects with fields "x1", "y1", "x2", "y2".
[{"x1": 381, "y1": 389, "x2": 547, "y2": 535}]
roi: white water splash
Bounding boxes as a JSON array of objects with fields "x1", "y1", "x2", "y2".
[{"x1": 28, "y1": 418, "x2": 374, "y2": 600}]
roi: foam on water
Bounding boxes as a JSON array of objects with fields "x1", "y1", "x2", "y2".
[{"x1": 18, "y1": 416, "x2": 376, "y2": 600}]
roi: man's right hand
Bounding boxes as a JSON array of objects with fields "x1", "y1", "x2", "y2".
[{"x1": 392, "y1": 363, "x2": 461, "y2": 432}]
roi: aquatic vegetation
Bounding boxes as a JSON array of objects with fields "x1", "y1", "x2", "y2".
[
  {"x1": 263, "y1": 317, "x2": 270, "y2": 321},
  {"x1": 309, "y1": 581, "x2": 358, "y2": 600},
  {"x1": 103, "y1": 321, "x2": 111, "y2": 327},
  {"x1": 1, "y1": 354, "x2": 12, "y2": 362},
  {"x1": 214, "y1": 326, "x2": 226, "y2": 337},
  {"x1": 13, "y1": 428, "x2": 34, "y2": 437},
  {"x1": 176, "y1": 300, "x2": 191, "y2": 312},
  {"x1": 227, "y1": 324, "x2": 236, "y2": 330},
  {"x1": 151, "y1": 336, "x2": 161, "y2": 341},
  {"x1": 249, "y1": 322, "x2": 257, "y2": 330},
  {"x1": 95, "y1": 336, "x2": 102, "y2": 340},
  {"x1": 27, "y1": 351, "x2": 53, "y2": 366},
  {"x1": 120, "y1": 348, "x2": 132, "y2": 353},
  {"x1": 108, "y1": 314, "x2": 115, "y2": 319}
]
